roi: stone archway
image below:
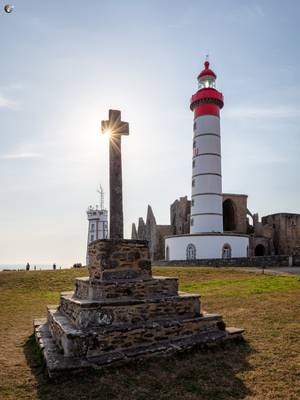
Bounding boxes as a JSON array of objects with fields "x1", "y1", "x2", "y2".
[
  {"x1": 255, "y1": 244, "x2": 265, "y2": 256},
  {"x1": 223, "y1": 199, "x2": 237, "y2": 231}
]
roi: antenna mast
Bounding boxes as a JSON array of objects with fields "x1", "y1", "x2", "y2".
[{"x1": 97, "y1": 185, "x2": 105, "y2": 210}]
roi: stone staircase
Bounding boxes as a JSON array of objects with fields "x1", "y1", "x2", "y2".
[{"x1": 34, "y1": 239, "x2": 243, "y2": 376}]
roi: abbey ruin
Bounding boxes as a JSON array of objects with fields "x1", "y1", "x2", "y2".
[{"x1": 132, "y1": 194, "x2": 300, "y2": 261}]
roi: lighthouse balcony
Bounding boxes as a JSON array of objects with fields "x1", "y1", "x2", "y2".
[{"x1": 190, "y1": 88, "x2": 224, "y2": 110}]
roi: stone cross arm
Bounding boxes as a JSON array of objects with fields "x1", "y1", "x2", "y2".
[{"x1": 101, "y1": 109, "x2": 129, "y2": 136}]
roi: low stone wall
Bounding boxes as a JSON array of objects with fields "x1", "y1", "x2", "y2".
[{"x1": 155, "y1": 255, "x2": 295, "y2": 268}]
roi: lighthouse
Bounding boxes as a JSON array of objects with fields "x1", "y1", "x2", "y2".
[
  {"x1": 165, "y1": 59, "x2": 249, "y2": 260},
  {"x1": 190, "y1": 60, "x2": 224, "y2": 234}
]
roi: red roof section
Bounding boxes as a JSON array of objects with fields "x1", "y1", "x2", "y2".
[{"x1": 198, "y1": 61, "x2": 217, "y2": 79}]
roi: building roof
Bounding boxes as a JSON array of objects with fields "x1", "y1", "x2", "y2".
[{"x1": 198, "y1": 61, "x2": 217, "y2": 79}]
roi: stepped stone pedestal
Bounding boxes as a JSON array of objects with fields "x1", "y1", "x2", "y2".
[{"x1": 34, "y1": 239, "x2": 243, "y2": 377}]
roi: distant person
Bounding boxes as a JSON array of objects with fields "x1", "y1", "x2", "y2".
[
  {"x1": 53, "y1": 263, "x2": 56, "y2": 270},
  {"x1": 26, "y1": 262, "x2": 30, "y2": 271},
  {"x1": 34, "y1": 265, "x2": 36, "y2": 271}
]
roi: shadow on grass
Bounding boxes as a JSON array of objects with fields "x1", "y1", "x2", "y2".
[{"x1": 24, "y1": 334, "x2": 254, "y2": 400}]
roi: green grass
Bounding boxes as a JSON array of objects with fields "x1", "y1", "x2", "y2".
[
  {"x1": 179, "y1": 271, "x2": 300, "y2": 296},
  {"x1": 0, "y1": 266, "x2": 299, "y2": 400}
]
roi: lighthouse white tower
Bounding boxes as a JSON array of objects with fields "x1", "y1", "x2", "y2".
[
  {"x1": 191, "y1": 60, "x2": 224, "y2": 234},
  {"x1": 165, "y1": 60, "x2": 249, "y2": 260}
]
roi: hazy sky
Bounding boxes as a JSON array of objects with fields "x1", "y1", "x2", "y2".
[{"x1": 0, "y1": 1, "x2": 299, "y2": 265}]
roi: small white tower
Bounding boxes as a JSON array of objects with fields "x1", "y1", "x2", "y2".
[{"x1": 86, "y1": 186, "x2": 108, "y2": 265}]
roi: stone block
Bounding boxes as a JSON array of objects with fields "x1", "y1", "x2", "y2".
[
  {"x1": 88, "y1": 239, "x2": 151, "y2": 281},
  {"x1": 47, "y1": 307, "x2": 223, "y2": 358},
  {"x1": 74, "y1": 276, "x2": 179, "y2": 301},
  {"x1": 59, "y1": 292, "x2": 201, "y2": 329}
]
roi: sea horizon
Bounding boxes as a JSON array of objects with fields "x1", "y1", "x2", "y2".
[{"x1": 0, "y1": 263, "x2": 73, "y2": 271}]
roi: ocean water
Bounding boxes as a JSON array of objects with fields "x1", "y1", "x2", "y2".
[{"x1": 0, "y1": 264, "x2": 70, "y2": 271}]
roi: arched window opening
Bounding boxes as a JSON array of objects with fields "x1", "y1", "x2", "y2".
[
  {"x1": 186, "y1": 243, "x2": 196, "y2": 260},
  {"x1": 222, "y1": 243, "x2": 232, "y2": 259},
  {"x1": 166, "y1": 246, "x2": 170, "y2": 261},
  {"x1": 255, "y1": 244, "x2": 265, "y2": 256},
  {"x1": 223, "y1": 199, "x2": 236, "y2": 231}
]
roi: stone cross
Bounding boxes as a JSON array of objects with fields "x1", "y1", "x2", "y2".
[{"x1": 101, "y1": 110, "x2": 129, "y2": 239}]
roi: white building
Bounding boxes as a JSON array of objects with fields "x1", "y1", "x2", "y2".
[
  {"x1": 165, "y1": 60, "x2": 249, "y2": 261},
  {"x1": 86, "y1": 205, "x2": 108, "y2": 264}
]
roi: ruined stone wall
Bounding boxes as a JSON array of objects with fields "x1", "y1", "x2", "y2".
[
  {"x1": 262, "y1": 213, "x2": 300, "y2": 255},
  {"x1": 132, "y1": 206, "x2": 174, "y2": 261},
  {"x1": 249, "y1": 236, "x2": 273, "y2": 256},
  {"x1": 131, "y1": 196, "x2": 299, "y2": 261},
  {"x1": 170, "y1": 196, "x2": 191, "y2": 235},
  {"x1": 155, "y1": 225, "x2": 174, "y2": 260},
  {"x1": 222, "y1": 194, "x2": 248, "y2": 234}
]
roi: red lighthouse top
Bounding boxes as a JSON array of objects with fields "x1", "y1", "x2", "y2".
[
  {"x1": 197, "y1": 61, "x2": 217, "y2": 79},
  {"x1": 190, "y1": 59, "x2": 224, "y2": 118}
]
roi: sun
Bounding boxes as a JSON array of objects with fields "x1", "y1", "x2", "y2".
[{"x1": 103, "y1": 128, "x2": 112, "y2": 137}]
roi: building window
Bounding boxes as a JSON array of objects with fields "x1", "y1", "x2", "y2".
[
  {"x1": 190, "y1": 218, "x2": 194, "y2": 226},
  {"x1": 193, "y1": 140, "x2": 196, "y2": 148},
  {"x1": 192, "y1": 179, "x2": 195, "y2": 187},
  {"x1": 91, "y1": 235, "x2": 94, "y2": 242},
  {"x1": 192, "y1": 160, "x2": 195, "y2": 168},
  {"x1": 186, "y1": 243, "x2": 196, "y2": 260},
  {"x1": 91, "y1": 223, "x2": 95, "y2": 231},
  {"x1": 222, "y1": 243, "x2": 232, "y2": 259},
  {"x1": 166, "y1": 246, "x2": 170, "y2": 261},
  {"x1": 193, "y1": 121, "x2": 196, "y2": 131},
  {"x1": 191, "y1": 199, "x2": 194, "y2": 206}
]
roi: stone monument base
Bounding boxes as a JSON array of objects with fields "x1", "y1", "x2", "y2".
[{"x1": 34, "y1": 239, "x2": 243, "y2": 377}]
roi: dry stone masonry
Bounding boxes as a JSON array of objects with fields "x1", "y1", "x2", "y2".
[
  {"x1": 34, "y1": 107, "x2": 243, "y2": 376},
  {"x1": 34, "y1": 239, "x2": 243, "y2": 376}
]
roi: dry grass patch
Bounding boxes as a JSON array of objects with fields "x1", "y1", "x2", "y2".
[{"x1": 0, "y1": 267, "x2": 299, "y2": 400}]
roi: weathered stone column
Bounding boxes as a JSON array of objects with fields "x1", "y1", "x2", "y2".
[{"x1": 101, "y1": 110, "x2": 129, "y2": 239}]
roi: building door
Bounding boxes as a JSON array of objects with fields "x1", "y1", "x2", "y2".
[
  {"x1": 186, "y1": 244, "x2": 196, "y2": 260},
  {"x1": 222, "y1": 244, "x2": 232, "y2": 258},
  {"x1": 255, "y1": 244, "x2": 265, "y2": 256}
]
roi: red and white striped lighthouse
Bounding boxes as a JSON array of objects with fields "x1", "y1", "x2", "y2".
[
  {"x1": 190, "y1": 61, "x2": 224, "y2": 234},
  {"x1": 165, "y1": 59, "x2": 249, "y2": 261}
]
